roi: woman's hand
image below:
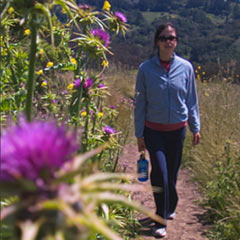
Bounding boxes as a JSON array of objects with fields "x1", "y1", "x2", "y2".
[
  {"x1": 137, "y1": 137, "x2": 146, "y2": 152},
  {"x1": 193, "y1": 132, "x2": 200, "y2": 145}
]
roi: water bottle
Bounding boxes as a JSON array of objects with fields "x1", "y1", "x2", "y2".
[{"x1": 137, "y1": 152, "x2": 149, "y2": 182}]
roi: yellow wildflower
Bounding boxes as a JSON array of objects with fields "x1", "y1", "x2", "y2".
[
  {"x1": 39, "y1": 48, "x2": 44, "y2": 55},
  {"x1": 24, "y1": 29, "x2": 31, "y2": 36},
  {"x1": 61, "y1": 8, "x2": 67, "y2": 14},
  {"x1": 102, "y1": 60, "x2": 109, "y2": 68},
  {"x1": 8, "y1": 7, "x2": 14, "y2": 14},
  {"x1": 36, "y1": 69, "x2": 43, "y2": 75},
  {"x1": 98, "y1": 112, "x2": 104, "y2": 117},
  {"x1": 41, "y1": 81, "x2": 47, "y2": 87},
  {"x1": 81, "y1": 111, "x2": 87, "y2": 116},
  {"x1": 197, "y1": 65, "x2": 201, "y2": 70},
  {"x1": 67, "y1": 83, "x2": 74, "y2": 90},
  {"x1": 46, "y1": 61, "x2": 54, "y2": 68},
  {"x1": 195, "y1": 70, "x2": 198, "y2": 73},
  {"x1": 102, "y1": 0, "x2": 111, "y2": 11},
  {"x1": 70, "y1": 57, "x2": 77, "y2": 65},
  {"x1": 197, "y1": 74, "x2": 201, "y2": 80},
  {"x1": 204, "y1": 92, "x2": 209, "y2": 97},
  {"x1": 0, "y1": 36, "x2": 4, "y2": 47},
  {"x1": 202, "y1": 72, "x2": 206, "y2": 75},
  {"x1": 1, "y1": 49, "x2": 7, "y2": 56}
]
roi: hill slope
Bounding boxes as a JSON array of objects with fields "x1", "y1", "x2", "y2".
[{"x1": 76, "y1": 0, "x2": 240, "y2": 76}]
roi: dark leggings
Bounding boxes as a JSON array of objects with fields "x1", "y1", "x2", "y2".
[{"x1": 144, "y1": 126, "x2": 186, "y2": 227}]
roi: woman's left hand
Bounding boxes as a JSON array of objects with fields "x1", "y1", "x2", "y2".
[{"x1": 193, "y1": 132, "x2": 200, "y2": 145}]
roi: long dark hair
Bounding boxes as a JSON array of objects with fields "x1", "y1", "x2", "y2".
[{"x1": 150, "y1": 23, "x2": 178, "y2": 58}]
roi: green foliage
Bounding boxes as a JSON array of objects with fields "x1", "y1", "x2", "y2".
[{"x1": 204, "y1": 153, "x2": 240, "y2": 240}]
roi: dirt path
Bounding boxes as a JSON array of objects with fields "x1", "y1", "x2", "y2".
[{"x1": 118, "y1": 143, "x2": 208, "y2": 240}]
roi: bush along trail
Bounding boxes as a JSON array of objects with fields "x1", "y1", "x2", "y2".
[{"x1": 118, "y1": 143, "x2": 208, "y2": 240}]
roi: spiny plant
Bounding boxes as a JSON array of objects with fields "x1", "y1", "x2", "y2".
[
  {"x1": 0, "y1": 118, "x2": 164, "y2": 240},
  {"x1": 1, "y1": 1, "x2": 162, "y2": 239}
]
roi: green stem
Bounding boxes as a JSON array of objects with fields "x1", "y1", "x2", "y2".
[
  {"x1": 25, "y1": 18, "x2": 37, "y2": 122},
  {"x1": 75, "y1": 48, "x2": 82, "y2": 76},
  {"x1": 83, "y1": 101, "x2": 89, "y2": 151},
  {"x1": 73, "y1": 48, "x2": 85, "y2": 127},
  {"x1": 98, "y1": 151, "x2": 104, "y2": 162},
  {"x1": 112, "y1": 149, "x2": 120, "y2": 172},
  {"x1": 92, "y1": 96, "x2": 101, "y2": 134},
  {"x1": 74, "y1": 82, "x2": 83, "y2": 127}
]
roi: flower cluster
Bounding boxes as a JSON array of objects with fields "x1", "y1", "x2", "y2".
[
  {"x1": 91, "y1": 28, "x2": 110, "y2": 47},
  {"x1": 102, "y1": 0, "x2": 111, "y2": 11},
  {"x1": 1, "y1": 119, "x2": 78, "y2": 182},
  {"x1": 103, "y1": 125, "x2": 117, "y2": 135},
  {"x1": 74, "y1": 78, "x2": 94, "y2": 89},
  {"x1": 78, "y1": 4, "x2": 91, "y2": 11},
  {"x1": 98, "y1": 83, "x2": 105, "y2": 88},
  {"x1": 115, "y1": 12, "x2": 127, "y2": 23},
  {"x1": 83, "y1": 78, "x2": 93, "y2": 89},
  {"x1": 74, "y1": 78, "x2": 81, "y2": 89}
]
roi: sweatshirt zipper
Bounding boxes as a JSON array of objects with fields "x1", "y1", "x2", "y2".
[
  {"x1": 167, "y1": 74, "x2": 171, "y2": 123},
  {"x1": 160, "y1": 61, "x2": 172, "y2": 123}
]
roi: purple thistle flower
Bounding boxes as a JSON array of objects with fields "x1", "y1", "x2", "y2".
[
  {"x1": 97, "y1": 83, "x2": 105, "y2": 88},
  {"x1": 91, "y1": 28, "x2": 110, "y2": 47},
  {"x1": 110, "y1": 105, "x2": 115, "y2": 109},
  {"x1": 74, "y1": 78, "x2": 81, "y2": 89},
  {"x1": 83, "y1": 78, "x2": 93, "y2": 89},
  {"x1": 121, "y1": 162, "x2": 128, "y2": 172},
  {"x1": 120, "y1": 98, "x2": 126, "y2": 104},
  {"x1": 61, "y1": 90, "x2": 68, "y2": 95},
  {"x1": 0, "y1": 119, "x2": 78, "y2": 182},
  {"x1": 122, "y1": 162, "x2": 128, "y2": 168},
  {"x1": 52, "y1": 99, "x2": 57, "y2": 104},
  {"x1": 129, "y1": 99, "x2": 135, "y2": 108},
  {"x1": 79, "y1": 4, "x2": 91, "y2": 10},
  {"x1": 103, "y1": 126, "x2": 117, "y2": 135},
  {"x1": 115, "y1": 12, "x2": 127, "y2": 23}
]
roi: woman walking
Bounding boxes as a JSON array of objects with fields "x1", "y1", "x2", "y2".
[{"x1": 134, "y1": 23, "x2": 200, "y2": 238}]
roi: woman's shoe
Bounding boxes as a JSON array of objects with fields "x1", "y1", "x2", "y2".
[
  {"x1": 167, "y1": 212, "x2": 176, "y2": 220},
  {"x1": 152, "y1": 227, "x2": 167, "y2": 237}
]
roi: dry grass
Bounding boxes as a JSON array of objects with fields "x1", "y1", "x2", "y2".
[
  {"x1": 183, "y1": 79, "x2": 240, "y2": 240},
  {"x1": 184, "y1": 80, "x2": 240, "y2": 185}
]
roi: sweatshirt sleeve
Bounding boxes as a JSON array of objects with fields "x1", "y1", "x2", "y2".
[
  {"x1": 186, "y1": 65, "x2": 201, "y2": 133},
  {"x1": 134, "y1": 66, "x2": 146, "y2": 138}
]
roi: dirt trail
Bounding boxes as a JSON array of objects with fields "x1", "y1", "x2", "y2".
[{"x1": 118, "y1": 143, "x2": 208, "y2": 240}]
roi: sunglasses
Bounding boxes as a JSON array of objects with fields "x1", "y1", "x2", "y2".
[{"x1": 158, "y1": 36, "x2": 177, "y2": 42}]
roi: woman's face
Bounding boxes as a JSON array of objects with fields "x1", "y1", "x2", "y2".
[{"x1": 157, "y1": 26, "x2": 178, "y2": 56}]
